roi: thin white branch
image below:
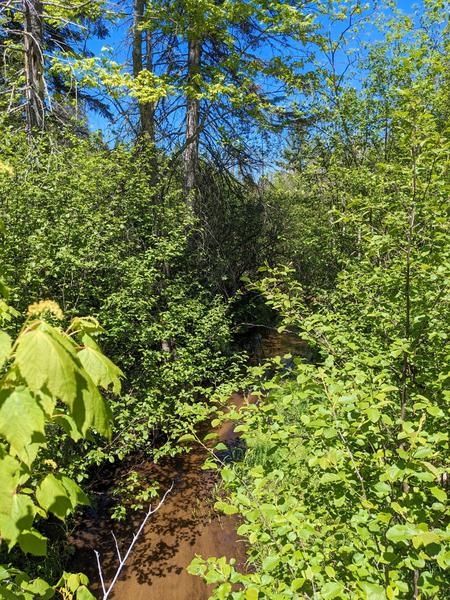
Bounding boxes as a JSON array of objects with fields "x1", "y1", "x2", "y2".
[
  {"x1": 95, "y1": 481, "x2": 174, "y2": 600},
  {"x1": 111, "y1": 530, "x2": 122, "y2": 563},
  {"x1": 94, "y1": 549, "x2": 107, "y2": 597}
]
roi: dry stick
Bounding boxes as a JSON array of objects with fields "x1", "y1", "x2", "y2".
[{"x1": 94, "y1": 481, "x2": 174, "y2": 600}]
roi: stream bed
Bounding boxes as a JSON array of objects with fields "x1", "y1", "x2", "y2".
[
  {"x1": 72, "y1": 332, "x2": 309, "y2": 599},
  {"x1": 72, "y1": 393, "x2": 248, "y2": 599}
]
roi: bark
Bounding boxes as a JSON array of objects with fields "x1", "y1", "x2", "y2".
[
  {"x1": 23, "y1": 0, "x2": 45, "y2": 133},
  {"x1": 183, "y1": 37, "x2": 201, "y2": 199},
  {"x1": 132, "y1": 0, "x2": 155, "y2": 139}
]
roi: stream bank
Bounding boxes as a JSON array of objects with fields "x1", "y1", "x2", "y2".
[{"x1": 72, "y1": 332, "x2": 309, "y2": 598}]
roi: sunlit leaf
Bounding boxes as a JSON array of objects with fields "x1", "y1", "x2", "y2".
[{"x1": 0, "y1": 387, "x2": 45, "y2": 464}]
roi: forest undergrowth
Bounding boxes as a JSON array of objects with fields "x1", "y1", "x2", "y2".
[{"x1": 0, "y1": 0, "x2": 448, "y2": 598}]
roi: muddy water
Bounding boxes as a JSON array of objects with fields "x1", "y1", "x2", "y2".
[
  {"x1": 256, "y1": 331, "x2": 312, "y2": 362},
  {"x1": 72, "y1": 332, "x2": 307, "y2": 599},
  {"x1": 72, "y1": 393, "x2": 249, "y2": 599}
]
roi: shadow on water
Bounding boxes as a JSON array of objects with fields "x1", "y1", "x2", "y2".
[
  {"x1": 71, "y1": 394, "x2": 248, "y2": 600},
  {"x1": 71, "y1": 332, "x2": 307, "y2": 599}
]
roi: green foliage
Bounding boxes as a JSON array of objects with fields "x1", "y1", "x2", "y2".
[
  {"x1": 0, "y1": 134, "x2": 242, "y2": 471},
  {"x1": 0, "y1": 570, "x2": 96, "y2": 600},
  {"x1": 2, "y1": 1, "x2": 449, "y2": 597},
  {"x1": 110, "y1": 470, "x2": 160, "y2": 521},
  {"x1": 190, "y1": 6, "x2": 450, "y2": 598},
  {"x1": 264, "y1": 0, "x2": 450, "y2": 294},
  {"x1": 0, "y1": 294, "x2": 115, "y2": 597},
  {"x1": 0, "y1": 0, "x2": 112, "y2": 131},
  {"x1": 258, "y1": 175, "x2": 352, "y2": 291},
  {"x1": 194, "y1": 349, "x2": 449, "y2": 597},
  {"x1": 118, "y1": 0, "x2": 319, "y2": 149}
]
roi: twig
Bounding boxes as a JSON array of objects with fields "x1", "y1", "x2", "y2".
[
  {"x1": 111, "y1": 531, "x2": 122, "y2": 563},
  {"x1": 94, "y1": 550, "x2": 107, "y2": 597},
  {"x1": 95, "y1": 481, "x2": 174, "y2": 600}
]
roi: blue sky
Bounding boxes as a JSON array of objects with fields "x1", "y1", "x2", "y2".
[{"x1": 86, "y1": 0, "x2": 421, "y2": 135}]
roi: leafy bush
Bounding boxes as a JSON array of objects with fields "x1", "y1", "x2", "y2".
[
  {"x1": 190, "y1": 16, "x2": 450, "y2": 598},
  {"x1": 0, "y1": 132, "x2": 242, "y2": 475},
  {"x1": 0, "y1": 290, "x2": 119, "y2": 598}
]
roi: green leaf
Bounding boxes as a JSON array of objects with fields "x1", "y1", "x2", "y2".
[
  {"x1": 386, "y1": 524, "x2": 421, "y2": 544},
  {"x1": 78, "y1": 380, "x2": 112, "y2": 438},
  {"x1": 0, "y1": 279, "x2": 9, "y2": 299},
  {"x1": 69, "y1": 317, "x2": 105, "y2": 336},
  {"x1": 0, "y1": 586, "x2": 18, "y2": 600},
  {"x1": 245, "y1": 589, "x2": 259, "y2": 600},
  {"x1": 367, "y1": 408, "x2": 380, "y2": 423},
  {"x1": 78, "y1": 345, "x2": 122, "y2": 394},
  {"x1": 53, "y1": 414, "x2": 84, "y2": 442},
  {"x1": 14, "y1": 325, "x2": 110, "y2": 437},
  {"x1": 430, "y1": 486, "x2": 446, "y2": 503},
  {"x1": 178, "y1": 433, "x2": 196, "y2": 442},
  {"x1": 65, "y1": 573, "x2": 85, "y2": 593},
  {"x1": 0, "y1": 331, "x2": 11, "y2": 367},
  {"x1": 321, "y1": 581, "x2": 345, "y2": 599},
  {"x1": 214, "y1": 501, "x2": 238, "y2": 515},
  {"x1": 260, "y1": 504, "x2": 277, "y2": 520},
  {"x1": 214, "y1": 442, "x2": 227, "y2": 451},
  {"x1": 59, "y1": 475, "x2": 89, "y2": 509},
  {"x1": 20, "y1": 577, "x2": 54, "y2": 599},
  {"x1": 292, "y1": 578, "x2": 305, "y2": 591},
  {"x1": 36, "y1": 474, "x2": 71, "y2": 519},
  {"x1": 36, "y1": 474, "x2": 88, "y2": 520},
  {"x1": 261, "y1": 555, "x2": 280, "y2": 572},
  {"x1": 76, "y1": 586, "x2": 96, "y2": 600},
  {"x1": 18, "y1": 529, "x2": 47, "y2": 556},
  {"x1": 221, "y1": 467, "x2": 235, "y2": 483},
  {"x1": 202, "y1": 460, "x2": 218, "y2": 470},
  {"x1": 0, "y1": 387, "x2": 45, "y2": 464},
  {"x1": 37, "y1": 392, "x2": 56, "y2": 418},
  {"x1": 412, "y1": 530, "x2": 444, "y2": 548},
  {"x1": 320, "y1": 473, "x2": 342, "y2": 484},
  {"x1": 0, "y1": 494, "x2": 35, "y2": 549},
  {"x1": 359, "y1": 582, "x2": 386, "y2": 600},
  {"x1": 15, "y1": 324, "x2": 81, "y2": 405},
  {"x1": 0, "y1": 452, "x2": 22, "y2": 513},
  {"x1": 426, "y1": 405, "x2": 444, "y2": 417}
]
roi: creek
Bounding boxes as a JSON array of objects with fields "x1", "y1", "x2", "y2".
[{"x1": 72, "y1": 331, "x2": 309, "y2": 599}]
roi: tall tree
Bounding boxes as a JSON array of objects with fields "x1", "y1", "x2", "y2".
[
  {"x1": 132, "y1": 0, "x2": 155, "y2": 138},
  {"x1": 130, "y1": 0, "x2": 318, "y2": 195},
  {"x1": 184, "y1": 33, "x2": 201, "y2": 196},
  {"x1": 23, "y1": 0, "x2": 44, "y2": 132},
  {"x1": 0, "y1": 0, "x2": 110, "y2": 134}
]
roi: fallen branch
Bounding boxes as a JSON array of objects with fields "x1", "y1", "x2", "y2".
[{"x1": 94, "y1": 481, "x2": 174, "y2": 599}]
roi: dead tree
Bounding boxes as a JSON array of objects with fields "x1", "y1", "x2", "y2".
[{"x1": 23, "y1": 0, "x2": 45, "y2": 133}]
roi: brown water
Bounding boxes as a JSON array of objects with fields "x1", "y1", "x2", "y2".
[
  {"x1": 72, "y1": 332, "x2": 307, "y2": 599},
  {"x1": 71, "y1": 393, "x2": 249, "y2": 599},
  {"x1": 257, "y1": 331, "x2": 311, "y2": 362}
]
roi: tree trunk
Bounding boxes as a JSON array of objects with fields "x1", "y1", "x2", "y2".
[
  {"x1": 23, "y1": 0, "x2": 45, "y2": 133},
  {"x1": 183, "y1": 37, "x2": 201, "y2": 201},
  {"x1": 132, "y1": 0, "x2": 155, "y2": 139}
]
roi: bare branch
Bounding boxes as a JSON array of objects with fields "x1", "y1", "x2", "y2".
[
  {"x1": 94, "y1": 549, "x2": 107, "y2": 597},
  {"x1": 111, "y1": 530, "x2": 122, "y2": 563},
  {"x1": 95, "y1": 481, "x2": 174, "y2": 600}
]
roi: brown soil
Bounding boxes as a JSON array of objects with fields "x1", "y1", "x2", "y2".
[{"x1": 71, "y1": 393, "x2": 249, "y2": 599}]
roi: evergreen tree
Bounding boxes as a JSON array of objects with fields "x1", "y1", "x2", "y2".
[{"x1": 0, "y1": 0, "x2": 110, "y2": 134}]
